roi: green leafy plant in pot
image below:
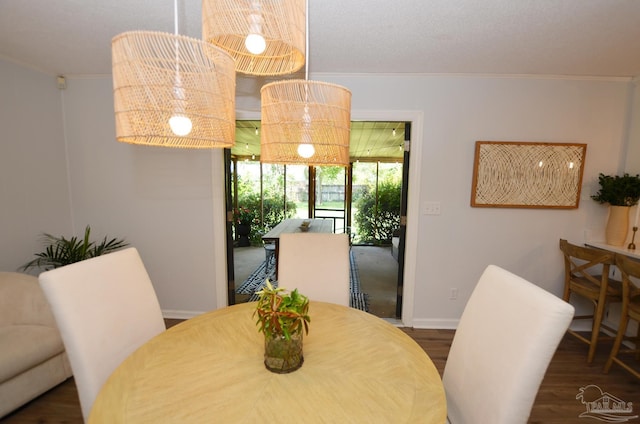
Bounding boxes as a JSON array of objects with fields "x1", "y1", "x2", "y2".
[
  {"x1": 21, "y1": 225, "x2": 129, "y2": 272},
  {"x1": 591, "y1": 173, "x2": 640, "y2": 246},
  {"x1": 234, "y1": 206, "x2": 257, "y2": 247},
  {"x1": 591, "y1": 173, "x2": 640, "y2": 206},
  {"x1": 253, "y1": 280, "x2": 310, "y2": 374}
]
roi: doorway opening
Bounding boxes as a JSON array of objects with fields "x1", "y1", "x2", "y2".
[{"x1": 225, "y1": 121, "x2": 410, "y2": 319}]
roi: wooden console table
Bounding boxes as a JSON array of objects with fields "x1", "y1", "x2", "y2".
[{"x1": 585, "y1": 241, "x2": 640, "y2": 260}]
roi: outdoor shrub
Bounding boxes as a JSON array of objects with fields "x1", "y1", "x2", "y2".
[{"x1": 354, "y1": 178, "x2": 401, "y2": 244}]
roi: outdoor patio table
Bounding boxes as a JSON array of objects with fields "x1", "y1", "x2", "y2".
[
  {"x1": 262, "y1": 218, "x2": 333, "y2": 277},
  {"x1": 88, "y1": 301, "x2": 446, "y2": 423}
]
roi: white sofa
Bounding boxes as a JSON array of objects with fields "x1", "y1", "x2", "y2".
[{"x1": 0, "y1": 272, "x2": 72, "y2": 418}]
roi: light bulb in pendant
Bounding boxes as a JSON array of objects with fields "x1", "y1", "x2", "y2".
[
  {"x1": 298, "y1": 106, "x2": 314, "y2": 158},
  {"x1": 298, "y1": 143, "x2": 315, "y2": 158},
  {"x1": 170, "y1": 81, "x2": 191, "y2": 136},
  {"x1": 298, "y1": 129, "x2": 314, "y2": 158},
  {"x1": 169, "y1": 115, "x2": 192, "y2": 136},
  {"x1": 245, "y1": 33, "x2": 266, "y2": 54},
  {"x1": 245, "y1": 12, "x2": 266, "y2": 54}
]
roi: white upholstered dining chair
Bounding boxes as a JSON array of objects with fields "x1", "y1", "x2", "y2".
[
  {"x1": 442, "y1": 265, "x2": 574, "y2": 424},
  {"x1": 278, "y1": 232, "x2": 350, "y2": 306},
  {"x1": 38, "y1": 247, "x2": 165, "y2": 421}
]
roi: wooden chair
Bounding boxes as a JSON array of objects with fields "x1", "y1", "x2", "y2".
[
  {"x1": 39, "y1": 247, "x2": 165, "y2": 421},
  {"x1": 604, "y1": 254, "x2": 640, "y2": 378},
  {"x1": 278, "y1": 233, "x2": 350, "y2": 306},
  {"x1": 442, "y1": 265, "x2": 574, "y2": 423},
  {"x1": 559, "y1": 239, "x2": 622, "y2": 363}
]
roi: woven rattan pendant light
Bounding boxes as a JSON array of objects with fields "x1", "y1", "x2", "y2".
[
  {"x1": 260, "y1": 80, "x2": 351, "y2": 166},
  {"x1": 111, "y1": 2, "x2": 236, "y2": 149},
  {"x1": 202, "y1": 0, "x2": 305, "y2": 76},
  {"x1": 259, "y1": 0, "x2": 351, "y2": 166}
]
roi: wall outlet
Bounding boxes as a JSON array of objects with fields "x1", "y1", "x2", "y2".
[{"x1": 450, "y1": 288, "x2": 458, "y2": 300}]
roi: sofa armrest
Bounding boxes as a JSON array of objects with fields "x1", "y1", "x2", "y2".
[{"x1": 0, "y1": 272, "x2": 57, "y2": 327}]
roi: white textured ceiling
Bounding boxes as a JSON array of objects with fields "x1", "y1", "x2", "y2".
[
  {"x1": 2, "y1": 0, "x2": 639, "y2": 160},
  {"x1": 1, "y1": 0, "x2": 640, "y2": 78}
]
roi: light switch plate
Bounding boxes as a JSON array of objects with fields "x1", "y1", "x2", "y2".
[{"x1": 423, "y1": 201, "x2": 441, "y2": 215}]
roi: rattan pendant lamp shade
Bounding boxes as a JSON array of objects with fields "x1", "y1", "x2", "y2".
[
  {"x1": 260, "y1": 80, "x2": 352, "y2": 166},
  {"x1": 202, "y1": 0, "x2": 305, "y2": 76},
  {"x1": 111, "y1": 31, "x2": 236, "y2": 148}
]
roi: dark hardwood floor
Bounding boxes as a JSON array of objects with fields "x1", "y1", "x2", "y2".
[
  {"x1": 402, "y1": 328, "x2": 639, "y2": 424},
  {"x1": 2, "y1": 323, "x2": 638, "y2": 423}
]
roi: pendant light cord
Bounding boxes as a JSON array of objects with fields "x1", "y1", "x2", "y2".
[
  {"x1": 174, "y1": 0, "x2": 179, "y2": 36},
  {"x1": 173, "y1": 0, "x2": 180, "y2": 83},
  {"x1": 305, "y1": 0, "x2": 309, "y2": 81}
]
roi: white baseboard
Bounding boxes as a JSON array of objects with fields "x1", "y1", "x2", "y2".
[
  {"x1": 162, "y1": 310, "x2": 634, "y2": 340},
  {"x1": 412, "y1": 318, "x2": 619, "y2": 332},
  {"x1": 162, "y1": 309, "x2": 205, "y2": 320},
  {"x1": 412, "y1": 318, "x2": 459, "y2": 330}
]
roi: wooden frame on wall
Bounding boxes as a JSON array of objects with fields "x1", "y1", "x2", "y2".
[{"x1": 471, "y1": 141, "x2": 587, "y2": 209}]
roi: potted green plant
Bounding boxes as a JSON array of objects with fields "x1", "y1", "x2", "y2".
[
  {"x1": 591, "y1": 173, "x2": 640, "y2": 206},
  {"x1": 591, "y1": 173, "x2": 640, "y2": 246},
  {"x1": 234, "y1": 206, "x2": 256, "y2": 247},
  {"x1": 21, "y1": 225, "x2": 129, "y2": 272},
  {"x1": 253, "y1": 280, "x2": 310, "y2": 373}
]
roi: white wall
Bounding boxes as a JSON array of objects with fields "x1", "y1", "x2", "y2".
[
  {"x1": 60, "y1": 77, "x2": 224, "y2": 316},
  {"x1": 2, "y1": 56, "x2": 636, "y2": 326},
  {"x1": 313, "y1": 73, "x2": 631, "y2": 327},
  {"x1": 0, "y1": 59, "x2": 72, "y2": 271},
  {"x1": 625, "y1": 78, "x2": 640, "y2": 174}
]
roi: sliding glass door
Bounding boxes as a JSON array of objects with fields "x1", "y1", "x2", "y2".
[{"x1": 227, "y1": 120, "x2": 410, "y2": 318}]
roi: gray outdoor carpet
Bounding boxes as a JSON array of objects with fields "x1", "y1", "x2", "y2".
[
  {"x1": 236, "y1": 254, "x2": 277, "y2": 295},
  {"x1": 237, "y1": 250, "x2": 370, "y2": 312}
]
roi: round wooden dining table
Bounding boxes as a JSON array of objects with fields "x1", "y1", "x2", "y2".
[{"x1": 89, "y1": 301, "x2": 446, "y2": 423}]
